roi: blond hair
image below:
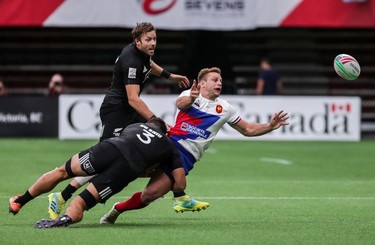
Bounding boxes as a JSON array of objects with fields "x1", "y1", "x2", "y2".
[{"x1": 197, "y1": 67, "x2": 221, "y2": 82}]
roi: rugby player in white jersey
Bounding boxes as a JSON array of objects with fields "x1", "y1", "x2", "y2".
[{"x1": 100, "y1": 67, "x2": 289, "y2": 224}]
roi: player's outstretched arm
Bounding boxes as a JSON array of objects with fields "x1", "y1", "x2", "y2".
[{"x1": 231, "y1": 110, "x2": 289, "y2": 137}]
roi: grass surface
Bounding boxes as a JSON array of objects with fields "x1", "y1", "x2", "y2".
[{"x1": 0, "y1": 139, "x2": 374, "y2": 244}]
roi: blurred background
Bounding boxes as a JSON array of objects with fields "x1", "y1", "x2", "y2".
[{"x1": 0, "y1": 0, "x2": 374, "y2": 139}]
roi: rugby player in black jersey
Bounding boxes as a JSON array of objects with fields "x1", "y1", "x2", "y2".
[
  {"x1": 45, "y1": 22, "x2": 195, "y2": 219},
  {"x1": 9, "y1": 117, "x2": 186, "y2": 228}
]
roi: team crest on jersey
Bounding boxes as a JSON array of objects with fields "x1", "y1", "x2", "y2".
[
  {"x1": 216, "y1": 105, "x2": 223, "y2": 114},
  {"x1": 128, "y1": 68, "x2": 137, "y2": 79}
]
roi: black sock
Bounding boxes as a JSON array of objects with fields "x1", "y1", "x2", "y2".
[
  {"x1": 173, "y1": 191, "x2": 186, "y2": 198},
  {"x1": 15, "y1": 190, "x2": 34, "y2": 206},
  {"x1": 61, "y1": 184, "x2": 77, "y2": 201}
]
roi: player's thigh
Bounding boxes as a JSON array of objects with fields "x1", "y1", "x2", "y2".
[
  {"x1": 69, "y1": 153, "x2": 87, "y2": 176},
  {"x1": 90, "y1": 155, "x2": 136, "y2": 203},
  {"x1": 82, "y1": 142, "x2": 119, "y2": 173},
  {"x1": 70, "y1": 142, "x2": 119, "y2": 177}
]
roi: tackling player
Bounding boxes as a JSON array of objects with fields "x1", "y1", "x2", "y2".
[
  {"x1": 100, "y1": 67, "x2": 289, "y2": 224},
  {"x1": 9, "y1": 118, "x2": 186, "y2": 228}
]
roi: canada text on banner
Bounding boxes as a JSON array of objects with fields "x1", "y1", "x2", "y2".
[
  {"x1": 1, "y1": 0, "x2": 375, "y2": 29},
  {"x1": 59, "y1": 95, "x2": 361, "y2": 141}
]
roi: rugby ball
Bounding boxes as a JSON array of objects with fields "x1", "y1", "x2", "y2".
[{"x1": 334, "y1": 54, "x2": 361, "y2": 80}]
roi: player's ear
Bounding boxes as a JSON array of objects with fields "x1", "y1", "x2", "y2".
[
  {"x1": 197, "y1": 82, "x2": 201, "y2": 90},
  {"x1": 134, "y1": 38, "x2": 141, "y2": 46}
]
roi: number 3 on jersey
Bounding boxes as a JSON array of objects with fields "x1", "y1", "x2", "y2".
[{"x1": 136, "y1": 129, "x2": 155, "y2": 144}]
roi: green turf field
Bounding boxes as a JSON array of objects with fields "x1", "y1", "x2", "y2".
[{"x1": 1, "y1": 139, "x2": 374, "y2": 245}]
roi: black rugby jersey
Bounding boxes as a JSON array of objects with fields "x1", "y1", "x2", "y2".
[
  {"x1": 102, "y1": 43, "x2": 152, "y2": 107},
  {"x1": 105, "y1": 123, "x2": 181, "y2": 176}
]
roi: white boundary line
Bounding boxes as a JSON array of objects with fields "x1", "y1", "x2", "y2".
[
  {"x1": 193, "y1": 197, "x2": 375, "y2": 200},
  {"x1": 2, "y1": 196, "x2": 375, "y2": 200},
  {"x1": 260, "y1": 157, "x2": 292, "y2": 165}
]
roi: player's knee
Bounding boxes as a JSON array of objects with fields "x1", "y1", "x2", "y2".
[
  {"x1": 67, "y1": 199, "x2": 84, "y2": 223},
  {"x1": 48, "y1": 166, "x2": 68, "y2": 180}
]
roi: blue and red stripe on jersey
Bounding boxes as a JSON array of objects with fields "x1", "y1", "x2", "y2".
[{"x1": 169, "y1": 106, "x2": 220, "y2": 141}]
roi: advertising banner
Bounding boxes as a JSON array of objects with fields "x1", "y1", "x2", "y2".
[
  {"x1": 58, "y1": 94, "x2": 104, "y2": 139},
  {"x1": 59, "y1": 95, "x2": 361, "y2": 141},
  {"x1": 0, "y1": 97, "x2": 58, "y2": 137},
  {"x1": 1, "y1": 0, "x2": 375, "y2": 29}
]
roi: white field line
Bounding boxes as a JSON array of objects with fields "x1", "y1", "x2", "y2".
[
  {"x1": 2, "y1": 196, "x2": 375, "y2": 200},
  {"x1": 260, "y1": 157, "x2": 292, "y2": 165},
  {"x1": 202, "y1": 180, "x2": 375, "y2": 184},
  {"x1": 192, "y1": 197, "x2": 375, "y2": 200}
]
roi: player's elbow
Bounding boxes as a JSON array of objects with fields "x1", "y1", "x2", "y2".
[{"x1": 176, "y1": 98, "x2": 193, "y2": 110}]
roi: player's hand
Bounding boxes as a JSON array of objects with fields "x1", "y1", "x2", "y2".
[
  {"x1": 169, "y1": 74, "x2": 190, "y2": 88},
  {"x1": 166, "y1": 123, "x2": 173, "y2": 133},
  {"x1": 190, "y1": 79, "x2": 200, "y2": 99},
  {"x1": 269, "y1": 110, "x2": 289, "y2": 130}
]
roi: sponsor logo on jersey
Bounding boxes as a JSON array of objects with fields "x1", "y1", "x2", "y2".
[
  {"x1": 216, "y1": 105, "x2": 223, "y2": 114},
  {"x1": 180, "y1": 122, "x2": 210, "y2": 139},
  {"x1": 128, "y1": 68, "x2": 137, "y2": 79}
]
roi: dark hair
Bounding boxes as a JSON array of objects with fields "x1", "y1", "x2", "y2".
[
  {"x1": 132, "y1": 22, "x2": 156, "y2": 41},
  {"x1": 147, "y1": 117, "x2": 167, "y2": 134}
]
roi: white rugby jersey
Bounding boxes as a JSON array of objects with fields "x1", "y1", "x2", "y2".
[{"x1": 169, "y1": 89, "x2": 241, "y2": 161}]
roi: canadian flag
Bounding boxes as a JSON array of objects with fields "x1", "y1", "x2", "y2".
[{"x1": 331, "y1": 103, "x2": 351, "y2": 113}]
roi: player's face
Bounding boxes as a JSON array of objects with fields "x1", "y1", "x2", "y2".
[
  {"x1": 201, "y1": 72, "x2": 222, "y2": 99},
  {"x1": 135, "y1": 31, "x2": 157, "y2": 56}
]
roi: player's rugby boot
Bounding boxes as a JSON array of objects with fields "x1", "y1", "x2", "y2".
[
  {"x1": 100, "y1": 202, "x2": 120, "y2": 224},
  {"x1": 48, "y1": 192, "x2": 66, "y2": 219},
  {"x1": 9, "y1": 196, "x2": 22, "y2": 215},
  {"x1": 173, "y1": 195, "x2": 209, "y2": 213},
  {"x1": 35, "y1": 214, "x2": 72, "y2": 229}
]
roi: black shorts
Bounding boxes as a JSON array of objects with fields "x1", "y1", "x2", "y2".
[
  {"x1": 78, "y1": 141, "x2": 137, "y2": 203},
  {"x1": 99, "y1": 103, "x2": 146, "y2": 141}
]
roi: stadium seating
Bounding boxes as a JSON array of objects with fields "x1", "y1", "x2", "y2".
[{"x1": 0, "y1": 27, "x2": 374, "y2": 137}]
